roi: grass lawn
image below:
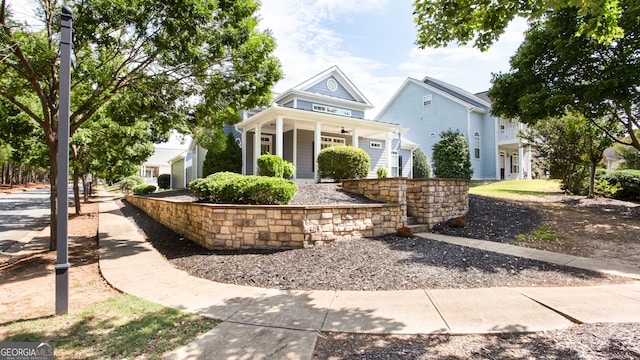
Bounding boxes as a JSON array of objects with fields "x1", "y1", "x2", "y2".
[
  {"x1": 1, "y1": 294, "x2": 218, "y2": 359},
  {"x1": 470, "y1": 179, "x2": 564, "y2": 198}
]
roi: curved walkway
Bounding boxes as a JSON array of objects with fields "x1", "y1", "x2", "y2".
[{"x1": 98, "y1": 193, "x2": 640, "y2": 360}]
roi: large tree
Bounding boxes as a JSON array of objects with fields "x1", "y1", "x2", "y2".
[
  {"x1": 0, "y1": 0, "x2": 281, "y2": 250},
  {"x1": 488, "y1": 1, "x2": 639, "y2": 151},
  {"x1": 413, "y1": 0, "x2": 625, "y2": 50}
]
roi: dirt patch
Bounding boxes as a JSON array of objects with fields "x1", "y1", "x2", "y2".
[
  {"x1": 0, "y1": 200, "x2": 118, "y2": 329},
  {"x1": 432, "y1": 195, "x2": 640, "y2": 267}
]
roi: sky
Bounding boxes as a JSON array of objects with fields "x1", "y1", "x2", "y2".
[{"x1": 8, "y1": 0, "x2": 527, "y2": 120}]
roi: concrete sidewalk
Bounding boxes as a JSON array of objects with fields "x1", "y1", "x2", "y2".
[{"x1": 98, "y1": 194, "x2": 640, "y2": 360}]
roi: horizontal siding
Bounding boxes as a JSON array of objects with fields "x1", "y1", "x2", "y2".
[
  {"x1": 296, "y1": 130, "x2": 315, "y2": 179},
  {"x1": 304, "y1": 76, "x2": 357, "y2": 102}
]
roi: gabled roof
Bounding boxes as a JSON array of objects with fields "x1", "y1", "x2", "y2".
[
  {"x1": 375, "y1": 77, "x2": 491, "y2": 120},
  {"x1": 274, "y1": 65, "x2": 374, "y2": 110},
  {"x1": 422, "y1": 76, "x2": 491, "y2": 110}
]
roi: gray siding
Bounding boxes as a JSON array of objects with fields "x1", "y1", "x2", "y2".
[
  {"x1": 305, "y1": 76, "x2": 357, "y2": 102},
  {"x1": 246, "y1": 132, "x2": 254, "y2": 175},
  {"x1": 296, "y1": 130, "x2": 315, "y2": 179},
  {"x1": 364, "y1": 138, "x2": 386, "y2": 178},
  {"x1": 171, "y1": 158, "x2": 185, "y2": 189},
  {"x1": 297, "y1": 100, "x2": 365, "y2": 119},
  {"x1": 283, "y1": 130, "x2": 294, "y2": 163}
]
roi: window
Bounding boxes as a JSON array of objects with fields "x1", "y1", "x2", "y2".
[
  {"x1": 320, "y1": 135, "x2": 345, "y2": 149},
  {"x1": 144, "y1": 166, "x2": 159, "y2": 178},
  {"x1": 312, "y1": 104, "x2": 352, "y2": 117},
  {"x1": 391, "y1": 151, "x2": 399, "y2": 177},
  {"x1": 422, "y1": 94, "x2": 432, "y2": 107},
  {"x1": 327, "y1": 78, "x2": 338, "y2": 92},
  {"x1": 261, "y1": 136, "x2": 272, "y2": 155},
  {"x1": 511, "y1": 153, "x2": 519, "y2": 173},
  {"x1": 500, "y1": 119, "x2": 506, "y2": 133},
  {"x1": 370, "y1": 141, "x2": 382, "y2": 149},
  {"x1": 474, "y1": 132, "x2": 480, "y2": 159}
]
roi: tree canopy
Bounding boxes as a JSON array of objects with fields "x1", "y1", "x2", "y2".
[
  {"x1": 413, "y1": 0, "x2": 625, "y2": 50},
  {"x1": 0, "y1": 0, "x2": 282, "y2": 249},
  {"x1": 488, "y1": 0, "x2": 639, "y2": 151},
  {"x1": 432, "y1": 129, "x2": 473, "y2": 179}
]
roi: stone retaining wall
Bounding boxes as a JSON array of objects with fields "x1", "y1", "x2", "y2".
[
  {"x1": 406, "y1": 178, "x2": 469, "y2": 227},
  {"x1": 125, "y1": 196, "x2": 402, "y2": 249}
]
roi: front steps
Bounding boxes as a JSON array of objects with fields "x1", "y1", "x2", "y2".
[{"x1": 406, "y1": 216, "x2": 430, "y2": 233}]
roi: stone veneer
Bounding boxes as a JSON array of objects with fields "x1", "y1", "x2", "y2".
[
  {"x1": 126, "y1": 177, "x2": 468, "y2": 250},
  {"x1": 342, "y1": 178, "x2": 469, "y2": 228},
  {"x1": 125, "y1": 196, "x2": 402, "y2": 249}
]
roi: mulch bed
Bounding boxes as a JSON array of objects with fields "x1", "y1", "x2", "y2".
[{"x1": 119, "y1": 187, "x2": 632, "y2": 291}]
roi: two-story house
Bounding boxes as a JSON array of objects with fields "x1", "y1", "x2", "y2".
[
  {"x1": 169, "y1": 66, "x2": 418, "y2": 187},
  {"x1": 375, "y1": 77, "x2": 533, "y2": 180}
]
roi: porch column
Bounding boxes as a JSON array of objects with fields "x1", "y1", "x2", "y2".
[
  {"x1": 254, "y1": 125, "x2": 261, "y2": 176},
  {"x1": 292, "y1": 125, "x2": 298, "y2": 180},
  {"x1": 386, "y1": 132, "x2": 393, "y2": 174},
  {"x1": 276, "y1": 116, "x2": 283, "y2": 157},
  {"x1": 314, "y1": 122, "x2": 322, "y2": 181},
  {"x1": 241, "y1": 129, "x2": 247, "y2": 175},
  {"x1": 519, "y1": 144, "x2": 524, "y2": 179},
  {"x1": 352, "y1": 127, "x2": 359, "y2": 148}
]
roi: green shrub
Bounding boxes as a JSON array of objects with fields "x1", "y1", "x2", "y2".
[
  {"x1": 119, "y1": 175, "x2": 144, "y2": 194},
  {"x1": 283, "y1": 161, "x2": 295, "y2": 179},
  {"x1": 413, "y1": 148, "x2": 433, "y2": 178},
  {"x1": 257, "y1": 155, "x2": 285, "y2": 178},
  {"x1": 157, "y1": 174, "x2": 171, "y2": 189},
  {"x1": 132, "y1": 184, "x2": 157, "y2": 195},
  {"x1": 188, "y1": 172, "x2": 297, "y2": 205},
  {"x1": 377, "y1": 167, "x2": 388, "y2": 178},
  {"x1": 317, "y1": 146, "x2": 370, "y2": 182},
  {"x1": 432, "y1": 130, "x2": 473, "y2": 179},
  {"x1": 599, "y1": 170, "x2": 640, "y2": 201}
]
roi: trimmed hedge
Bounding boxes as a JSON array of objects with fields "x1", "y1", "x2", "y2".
[
  {"x1": 317, "y1": 146, "x2": 370, "y2": 182},
  {"x1": 283, "y1": 161, "x2": 295, "y2": 179},
  {"x1": 257, "y1": 155, "x2": 284, "y2": 178},
  {"x1": 188, "y1": 172, "x2": 297, "y2": 205},
  {"x1": 132, "y1": 184, "x2": 157, "y2": 195},
  {"x1": 377, "y1": 167, "x2": 388, "y2": 178},
  {"x1": 119, "y1": 175, "x2": 144, "y2": 194},
  {"x1": 599, "y1": 170, "x2": 640, "y2": 201},
  {"x1": 157, "y1": 174, "x2": 171, "y2": 189}
]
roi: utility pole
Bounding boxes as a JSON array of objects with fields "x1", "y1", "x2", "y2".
[{"x1": 56, "y1": 5, "x2": 73, "y2": 316}]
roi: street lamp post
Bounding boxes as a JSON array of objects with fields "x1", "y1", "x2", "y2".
[{"x1": 56, "y1": 5, "x2": 73, "y2": 316}]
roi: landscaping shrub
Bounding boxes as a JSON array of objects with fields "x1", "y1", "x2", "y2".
[
  {"x1": 157, "y1": 174, "x2": 171, "y2": 189},
  {"x1": 203, "y1": 132, "x2": 242, "y2": 176},
  {"x1": 396, "y1": 226, "x2": 414, "y2": 238},
  {"x1": 413, "y1": 147, "x2": 433, "y2": 178},
  {"x1": 446, "y1": 217, "x2": 468, "y2": 228},
  {"x1": 377, "y1": 167, "x2": 388, "y2": 178},
  {"x1": 132, "y1": 184, "x2": 157, "y2": 195},
  {"x1": 317, "y1": 146, "x2": 370, "y2": 182},
  {"x1": 598, "y1": 170, "x2": 640, "y2": 201},
  {"x1": 188, "y1": 172, "x2": 297, "y2": 205},
  {"x1": 257, "y1": 154, "x2": 285, "y2": 178},
  {"x1": 432, "y1": 130, "x2": 473, "y2": 179},
  {"x1": 283, "y1": 161, "x2": 295, "y2": 179},
  {"x1": 119, "y1": 175, "x2": 144, "y2": 194}
]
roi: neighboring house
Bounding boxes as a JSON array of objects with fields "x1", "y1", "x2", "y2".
[
  {"x1": 603, "y1": 147, "x2": 622, "y2": 171},
  {"x1": 140, "y1": 141, "x2": 189, "y2": 185},
  {"x1": 236, "y1": 66, "x2": 416, "y2": 181},
  {"x1": 375, "y1": 77, "x2": 533, "y2": 180}
]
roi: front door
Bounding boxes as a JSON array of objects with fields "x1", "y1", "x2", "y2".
[{"x1": 499, "y1": 153, "x2": 505, "y2": 180}]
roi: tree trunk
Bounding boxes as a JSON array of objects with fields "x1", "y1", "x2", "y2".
[
  {"x1": 71, "y1": 145, "x2": 81, "y2": 214},
  {"x1": 588, "y1": 161, "x2": 597, "y2": 199},
  {"x1": 48, "y1": 139, "x2": 58, "y2": 251}
]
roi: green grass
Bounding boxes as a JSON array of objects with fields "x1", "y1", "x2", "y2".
[
  {"x1": 1, "y1": 294, "x2": 218, "y2": 359},
  {"x1": 469, "y1": 179, "x2": 564, "y2": 198},
  {"x1": 517, "y1": 225, "x2": 563, "y2": 242}
]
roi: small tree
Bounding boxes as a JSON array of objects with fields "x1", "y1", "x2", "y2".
[
  {"x1": 203, "y1": 133, "x2": 242, "y2": 176},
  {"x1": 432, "y1": 130, "x2": 473, "y2": 179},
  {"x1": 412, "y1": 148, "x2": 432, "y2": 178}
]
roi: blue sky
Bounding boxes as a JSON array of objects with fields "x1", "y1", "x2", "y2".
[
  {"x1": 10, "y1": 0, "x2": 527, "y2": 119},
  {"x1": 257, "y1": 0, "x2": 527, "y2": 118}
]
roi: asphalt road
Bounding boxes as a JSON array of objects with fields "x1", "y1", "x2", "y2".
[{"x1": 0, "y1": 187, "x2": 52, "y2": 251}]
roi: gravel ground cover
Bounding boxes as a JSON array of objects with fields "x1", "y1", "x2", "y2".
[{"x1": 123, "y1": 185, "x2": 632, "y2": 291}]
